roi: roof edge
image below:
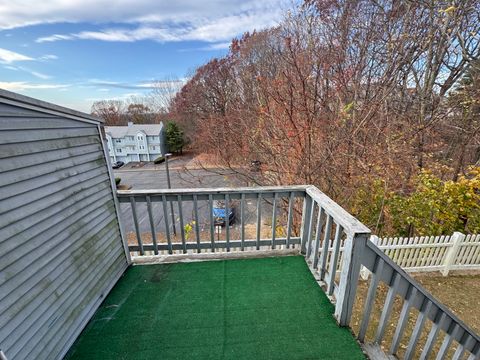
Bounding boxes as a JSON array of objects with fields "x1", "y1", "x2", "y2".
[{"x1": 0, "y1": 88, "x2": 103, "y2": 124}]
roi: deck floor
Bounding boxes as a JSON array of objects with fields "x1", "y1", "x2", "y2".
[{"x1": 65, "y1": 256, "x2": 364, "y2": 359}]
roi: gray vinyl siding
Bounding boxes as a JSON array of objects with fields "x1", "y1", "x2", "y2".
[{"x1": 0, "y1": 96, "x2": 128, "y2": 360}]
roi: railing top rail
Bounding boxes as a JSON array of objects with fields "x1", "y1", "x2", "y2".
[
  {"x1": 306, "y1": 186, "x2": 370, "y2": 235},
  {"x1": 366, "y1": 240, "x2": 480, "y2": 344},
  {"x1": 117, "y1": 185, "x2": 309, "y2": 197}
]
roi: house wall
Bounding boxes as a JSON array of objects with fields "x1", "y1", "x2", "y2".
[{"x1": 0, "y1": 91, "x2": 129, "y2": 360}]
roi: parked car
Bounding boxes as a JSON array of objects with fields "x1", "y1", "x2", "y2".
[
  {"x1": 213, "y1": 200, "x2": 235, "y2": 226},
  {"x1": 112, "y1": 161, "x2": 124, "y2": 169}
]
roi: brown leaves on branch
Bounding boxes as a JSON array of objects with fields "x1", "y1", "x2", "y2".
[{"x1": 170, "y1": 0, "x2": 480, "y2": 234}]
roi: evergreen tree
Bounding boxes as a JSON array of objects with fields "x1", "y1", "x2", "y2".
[{"x1": 165, "y1": 121, "x2": 185, "y2": 154}]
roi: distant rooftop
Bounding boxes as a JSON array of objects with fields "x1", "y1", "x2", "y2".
[{"x1": 105, "y1": 121, "x2": 163, "y2": 138}]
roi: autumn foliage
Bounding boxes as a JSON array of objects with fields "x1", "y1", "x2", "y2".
[{"x1": 170, "y1": 0, "x2": 480, "y2": 236}]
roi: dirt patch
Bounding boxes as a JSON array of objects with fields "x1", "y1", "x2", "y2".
[
  {"x1": 351, "y1": 272, "x2": 480, "y2": 358},
  {"x1": 411, "y1": 272, "x2": 480, "y2": 333}
]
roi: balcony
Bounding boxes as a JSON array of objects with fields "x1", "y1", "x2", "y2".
[
  {"x1": 1, "y1": 90, "x2": 479, "y2": 360},
  {"x1": 71, "y1": 186, "x2": 479, "y2": 359}
]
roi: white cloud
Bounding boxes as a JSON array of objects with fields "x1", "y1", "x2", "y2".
[
  {"x1": 0, "y1": 0, "x2": 289, "y2": 30},
  {"x1": 197, "y1": 42, "x2": 231, "y2": 51},
  {"x1": 39, "y1": 54, "x2": 58, "y2": 60},
  {"x1": 29, "y1": 71, "x2": 51, "y2": 80},
  {"x1": 0, "y1": 81, "x2": 69, "y2": 91},
  {"x1": 36, "y1": 34, "x2": 73, "y2": 42},
  {"x1": 3, "y1": 63, "x2": 52, "y2": 79},
  {"x1": 9, "y1": 1, "x2": 289, "y2": 45},
  {"x1": 0, "y1": 47, "x2": 33, "y2": 63}
]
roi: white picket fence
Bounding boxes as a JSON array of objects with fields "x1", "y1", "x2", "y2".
[{"x1": 371, "y1": 232, "x2": 480, "y2": 276}]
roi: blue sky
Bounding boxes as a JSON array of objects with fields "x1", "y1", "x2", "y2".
[{"x1": 0, "y1": 0, "x2": 290, "y2": 112}]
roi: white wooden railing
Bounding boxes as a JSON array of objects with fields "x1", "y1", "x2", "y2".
[{"x1": 117, "y1": 186, "x2": 480, "y2": 359}]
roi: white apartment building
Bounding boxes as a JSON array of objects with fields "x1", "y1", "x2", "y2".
[{"x1": 105, "y1": 122, "x2": 165, "y2": 164}]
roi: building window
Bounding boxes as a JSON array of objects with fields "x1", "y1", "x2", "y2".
[
  {"x1": 138, "y1": 135, "x2": 142, "y2": 141},
  {"x1": 115, "y1": 139, "x2": 121, "y2": 143},
  {"x1": 152, "y1": 146, "x2": 156, "y2": 150},
  {"x1": 140, "y1": 145, "x2": 144, "y2": 150},
  {"x1": 117, "y1": 148, "x2": 122, "y2": 153}
]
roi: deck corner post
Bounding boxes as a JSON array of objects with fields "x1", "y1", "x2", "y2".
[
  {"x1": 360, "y1": 235, "x2": 378, "y2": 280},
  {"x1": 334, "y1": 231, "x2": 370, "y2": 326},
  {"x1": 441, "y1": 231, "x2": 465, "y2": 276},
  {"x1": 300, "y1": 195, "x2": 313, "y2": 255}
]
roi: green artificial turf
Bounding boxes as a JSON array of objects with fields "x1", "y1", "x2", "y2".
[{"x1": 65, "y1": 256, "x2": 365, "y2": 360}]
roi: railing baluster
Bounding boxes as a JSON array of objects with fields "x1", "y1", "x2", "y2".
[
  {"x1": 161, "y1": 194, "x2": 173, "y2": 254},
  {"x1": 319, "y1": 214, "x2": 333, "y2": 280},
  {"x1": 209, "y1": 194, "x2": 215, "y2": 252},
  {"x1": 358, "y1": 257, "x2": 384, "y2": 342},
  {"x1": 240, "y1": 193, "x2": 245, "y2": 251},
  {"x1": 193, "y1": 194, "x2": 201, "y2": 253},
  {"x1": 130, "y1": 196, "x2": 144, "y2": 255},
  {"x1": 467, "y1": 353, "x2": 478, "y2": 360},
  {"x1": 390, "y1": 286, "x2": 418, "y2": 354},
  {"x1": 405, "y1": 299, "x2": 433, "y2": 360},
  {"x1": 271, "y1": 193, "x2": 278, "y2": 249},
  {"x1": 305, "y1": 203, "x2": 316, "y2": 260},
  {"x1": 420, "y1": 312, "x2": 447, "y2": 360},
  {"x1": 465, "y1": 337, "x2": 479, "y2": 360},
  {"x1": 390, "y1": 286, "x2": 418, "y2": 355},
  {"x1": 225, "y1": 193, "x2": 230, "y2": 252},
  {"x1": 286, "y1": 192, "x2": 294, "y2": 249},
  {"x1": 375, "y1": 272, "x2": 401, "y2": 344},
  {"x1": 452, "y1": 337, "x2": 466, "y2": 360},
  {"x1": 312, "y1": 208, "x2": 325, "y2": 269},
  {"x1": 436, "y1": 324, "x2": 460, "y2": 360},
  {"x1": 177, "y1": 194, "x2": 186, "y2": 253},
  {"x1": 146, "y1": 195, "x2": 158, "y2": 255},
  {"x1": 327, "y1": 224, "x2": 343, "y2": 295},
  {"x1": 305, "y1": 202, "x2": 316, "y2": 257},
  {"x1": 300, "y1": 195, "x2": 313, "y2": 254},
  {"x1": 256, "y1": 193, "x2": 262, "y2": 250}
]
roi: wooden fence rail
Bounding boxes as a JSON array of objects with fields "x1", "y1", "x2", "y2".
[{"x1": 373, "y1": 232, "x2": 480, "y2": 276}]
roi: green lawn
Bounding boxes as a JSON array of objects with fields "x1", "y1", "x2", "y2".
[{"x1": 65, "y1": 256, "x2": 364, "y2": 360}]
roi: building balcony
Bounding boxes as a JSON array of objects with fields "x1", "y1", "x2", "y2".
[
  {"x1": 1, "y1": 90, "x2": 478, "y2": 360},
  {"x1": 68, "y1": 186, "x2": 479, "y2": 359}
]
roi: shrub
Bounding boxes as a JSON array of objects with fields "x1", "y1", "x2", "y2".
[
  {"x1": 115, "y1": 177, "x2": 121, "y2": 186},
  {"x1": 154, "y1": 156, "x2": 165, "y2": 164}
]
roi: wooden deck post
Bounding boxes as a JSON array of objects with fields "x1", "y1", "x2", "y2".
[
  {"x1": 334, "y1": 231, "x2": 370, "y2": 326},
  {"x1": 360, "y1": 235, "x2": 378, "y2": 280},
  {"x1": 441, "y1": 231, "x2": 465, "y2": 276}
]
